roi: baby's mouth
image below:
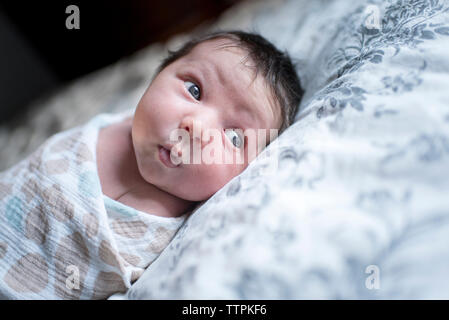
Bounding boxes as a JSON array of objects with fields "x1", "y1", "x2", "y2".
[{"x1": 158, "y1": 145, "x2": 180, "y2": 168}]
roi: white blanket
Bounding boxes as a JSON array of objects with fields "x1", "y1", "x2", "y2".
[{"x1": 0, "y1": 112, "x2": 186, "y2": 299}]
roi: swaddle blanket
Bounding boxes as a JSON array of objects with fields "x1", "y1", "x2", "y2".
[{"x1": 0, "y1": 111, "x2": 186, "y2": 299}]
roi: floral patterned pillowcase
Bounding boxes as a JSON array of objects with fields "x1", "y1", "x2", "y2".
[{"x1": 123, "y1": 0, "x2": 449, "y2": 299}]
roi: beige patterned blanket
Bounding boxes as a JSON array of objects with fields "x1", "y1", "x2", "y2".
[{"x1": 0, "y1": 111, "x2": 186, "y2": 299}]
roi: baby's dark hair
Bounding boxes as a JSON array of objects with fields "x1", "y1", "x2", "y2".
[{"x1": 155, "y1": 30, "x2": 304, "y2": 134}]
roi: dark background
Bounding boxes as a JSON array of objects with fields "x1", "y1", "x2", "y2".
[{"x1": 0, "y1": 0, "x2": 238, "y2": 123}]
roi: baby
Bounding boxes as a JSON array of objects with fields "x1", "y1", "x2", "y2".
[
  {"x1": 97, "y1": 30, "x2": 303, "y2": 218},
  {"x1": 0, "y1": 30, "x2": 303, "y2": 299}
]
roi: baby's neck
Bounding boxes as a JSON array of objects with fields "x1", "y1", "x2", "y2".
[{"x1": 96, "y1": 117, "x2": 195, "y2": 218}]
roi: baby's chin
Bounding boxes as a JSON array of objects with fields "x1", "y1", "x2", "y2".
[
  {"x1": 156, "y1": 177, "x2": 216, "y2": 202},
  {"x1": 173, "y1": 190, "x2": 213, "y2": 203},
  {"x1": 134, "y1": 160, "x2": 213, "y2": 202}
]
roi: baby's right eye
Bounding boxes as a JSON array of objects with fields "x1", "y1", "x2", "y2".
[
  {"x1": 224, "y1": 129, "x2": 244, "y2": 149},
  {"x1": 184, "y1": 81, "x2": 201, "y2": 100}
]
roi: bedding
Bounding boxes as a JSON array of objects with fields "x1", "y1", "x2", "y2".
[
  {"x1": 1, "y1": 0, "x2": 449, "y2": 300},
  {"x1": 0, "y1": 111, "x2": 186, "y2": 299}
]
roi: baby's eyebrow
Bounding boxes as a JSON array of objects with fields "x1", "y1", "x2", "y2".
[
  {"x1": 235, "y1": 92, "x2": 271, "y2": 131},
  {"x1": 237, "y1": 103, "x2": 260, "y2": 128},
  {"x1": 212, "y1": 64, "x2": 266, "y2": 126}
]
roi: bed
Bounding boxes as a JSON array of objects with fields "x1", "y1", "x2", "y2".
[{"x1": 1, "y1": 0, "x2": 449, "y2": 299}]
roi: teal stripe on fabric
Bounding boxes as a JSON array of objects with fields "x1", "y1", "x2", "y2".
[{"x1": 103, "y1": 195, "x2": 139, "y2": 217}]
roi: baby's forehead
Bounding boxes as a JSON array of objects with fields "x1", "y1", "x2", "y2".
[
  {"x1": 183, "y1": 39, "x2": 254, "y2": 74},
  {"x1": 190, "y1": 38, "x2": 248, "y2": 57}
]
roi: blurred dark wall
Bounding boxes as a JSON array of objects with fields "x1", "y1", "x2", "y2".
[
  {"x1": 0, "y1": 0, "x2": 239, "y2": 123},
  {"x1": 0, "y1": 10, "x2": 59, "y2": 123}
]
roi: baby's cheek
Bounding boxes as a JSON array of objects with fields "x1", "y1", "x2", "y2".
[{"x1": 133, "y1": 143, "x2": 155, "y2": 184}]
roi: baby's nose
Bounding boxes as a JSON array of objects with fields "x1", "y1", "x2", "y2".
[
  {"x1": 180, "y1": 116, "x2": 195, "y2": 135},
  {"x1": 179, "y1": 116, "x2": 213, "y2": 147}
]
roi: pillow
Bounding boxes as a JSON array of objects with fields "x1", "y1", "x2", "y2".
[{"x1": 126, "y1": 0, "x2": 449, "y2": 299}]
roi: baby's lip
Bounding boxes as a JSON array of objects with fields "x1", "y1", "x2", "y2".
[
  {"x1": 161, "y1": 143, "x2": 174, "y2": 151},
  {"x1": 158, "y1": 144, "x2": 180, "y2": 168}
]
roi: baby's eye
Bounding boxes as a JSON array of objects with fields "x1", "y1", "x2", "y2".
[
  {"x1": 184, "y1": 81, "x2": 201, "y2": 100},
  {"x1": 224, "y1": 129, "x2": 243, "y2": 148}
]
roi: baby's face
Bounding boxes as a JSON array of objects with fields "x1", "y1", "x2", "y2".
[{"x1": 132, "y1": 39, "x2": 281, "y2": 201}]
